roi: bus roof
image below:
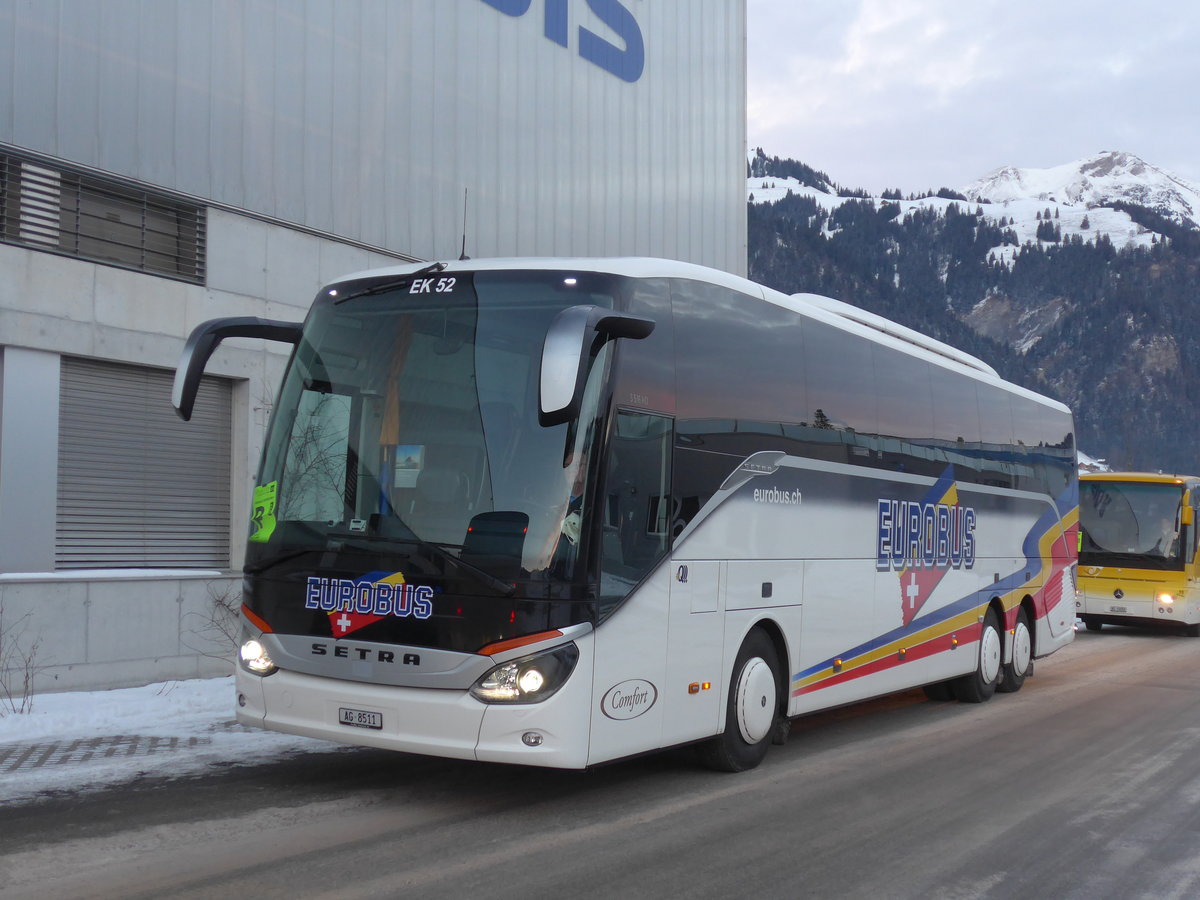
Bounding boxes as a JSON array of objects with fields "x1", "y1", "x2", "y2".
[
  {"x1": 321, "y1": 256, "x2": 1069, "y2": 414},
  {"x1": 1081, "y1": 472, "x2": 1200, "y2": 485}
]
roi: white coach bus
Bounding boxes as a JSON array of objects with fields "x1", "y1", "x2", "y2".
[{"x1": 174, "y1": 258, "x2": 1078, "y2": 771}]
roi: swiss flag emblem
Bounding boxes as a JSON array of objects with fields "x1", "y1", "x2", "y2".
[
  {"x1": 898, "y1": 566, "x2": 948, "y2": 626},
  {"x1": 329, "y1": 607, "x2": 387, "y2": 637}
]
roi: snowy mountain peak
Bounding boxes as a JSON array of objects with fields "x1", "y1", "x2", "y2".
[{"x1": 961, "y1": 151, "x2": 1200, "y2": 226}]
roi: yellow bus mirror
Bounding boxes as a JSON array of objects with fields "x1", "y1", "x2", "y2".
[{"x1": 1183, "y1": 505, "x2": 1194, "y2": 527}]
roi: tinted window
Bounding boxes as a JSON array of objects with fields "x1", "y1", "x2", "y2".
[
  {"x1": 611, "y1": 277, "x2": 674, "y2": 414},
  {"x1": 802, "y1": 317, "x2": 878, "y2": 456},
  {"x1": 930, "y1": 365, "x2": 982, "y2": 480},
  {"x1": 673, "y1": 280, "x2": 806, "y2": 426},
  {"x1": 1012, "y1": 394, "x2": 1074, "y2": 497},
  {"x1": 873, "y1": 344, "x2": 939, "y2": 477},
  {"x1": 976, "y1": 384, "x2": 1016, "y2": 488}
]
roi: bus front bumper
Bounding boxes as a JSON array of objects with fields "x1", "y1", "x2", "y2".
[{"x1": 235, "y1": 659, "x2": 593, "y2": 769}]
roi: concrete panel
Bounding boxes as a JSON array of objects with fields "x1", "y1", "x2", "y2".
[
  {"x1": 264, "y1": 227, "x2": 323, "y2": 305},
  {"x1": 0, "y1": 348, "x2": 60, "y2": 573},
  {"x1": 32, "y1": 653, "x2": 233, "y2": 694},
  {"x1": 177, "y1": 577, "x2": 242, "y2": 662},
  {"x1": 184, "y1": 288, "x2": 271, "y2": 332},
  {"x1": 205, "y1": 210, "x2": 270, "y2": 298},
  {"x1": 318, "y1": 242, "x2": 373, "y2": 287},
  {"x1": 92, "y1": 325, "x2": 189, "y2": 373},
  {"x1": 0, "y1": 307, "x2": 96, "y2": 358},
  {"x1": 94, "y1": 266, "x2": 189, "y2": 338},
  {"x1": 85, "y1": 579, "x2": 184, "y2": 663},
  {"x1": 0, "y1": 580, "x2": 89, "y2": 672},
  {"x1": 21, "y1": 251, "x2": 95, "y2": 321}
]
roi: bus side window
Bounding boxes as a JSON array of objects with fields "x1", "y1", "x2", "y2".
[{"x1": 599, "y1": 410, "x2": 673, "y2": 614}]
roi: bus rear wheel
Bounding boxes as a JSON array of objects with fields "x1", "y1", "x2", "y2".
[
  {"x1": 997, "y1": 607, "x2": 1032, "y2": 693},
  {"x1": 952, "y1": 608, "x2": 1001, "y2": 703},
  {"x1": 699, "y1": 628, "x2": 780, "y2": 772}
]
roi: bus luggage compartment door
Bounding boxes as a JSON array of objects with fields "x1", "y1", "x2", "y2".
[{"x1": 662, "y1": 560, "x2": 724, "y2": 744}]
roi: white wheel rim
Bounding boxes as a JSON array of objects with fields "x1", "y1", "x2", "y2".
[
  {"x1": 980, "y1": 623, "x2": 1002, "y2": 684},
  {"x1": 1012, "y1": 620, "x2": 1032, "y2": 676},
  {"x1": 736, "y1": 657, "x2": 776, "y2": 744}
]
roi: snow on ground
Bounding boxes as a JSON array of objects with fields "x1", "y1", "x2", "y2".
[{"x1": 0, "y1": 677, "x2": 339, "y2": 805}]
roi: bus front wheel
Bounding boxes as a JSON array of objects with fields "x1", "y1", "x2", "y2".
[
  {"x1": 952, "y1": 608, "x2": 1002, "y2": 703},
  {"x1": 699, "y1": 629, "x2": 780, "y2": 772}
]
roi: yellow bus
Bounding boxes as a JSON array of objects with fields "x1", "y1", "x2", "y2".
[{"x1": 1078, "y1": 472, "x2": 1200, "y2": 636}]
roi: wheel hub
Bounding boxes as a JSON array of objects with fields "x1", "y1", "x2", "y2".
[
  {"x1": 736, "y1": 657, "x2": 776, "y2": 744},
  {"x1": 1012, "y1": 620, "x2": 1032, "y2": 676},
  {"x1": 980, "y1": 622, "x2": 1002, "y2": 684}
]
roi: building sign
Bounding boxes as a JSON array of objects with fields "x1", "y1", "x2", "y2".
[{"x1": 479, "y1": 0, "x2": 645, "y2": 82}]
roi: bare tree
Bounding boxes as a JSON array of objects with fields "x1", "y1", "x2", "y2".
[{"x1": 0, "y1": 602, "x2": 44, "y2": 715}]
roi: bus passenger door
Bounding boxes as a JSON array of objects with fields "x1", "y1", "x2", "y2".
[{"x1": 663, "y1": 560, "x2": 724, "y2": 743}]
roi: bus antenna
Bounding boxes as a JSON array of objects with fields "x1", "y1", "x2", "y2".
[{"x1": 459, "y1": 188, "x2": 470, "y2": 260}]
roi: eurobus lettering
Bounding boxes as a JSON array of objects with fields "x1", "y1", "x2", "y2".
[
  {"x1": 174, "y1": 257, "x2": 1077, "y2": 771},
  {"x1": 876, "y1": 498, "x2": 977, "y2": 570}
]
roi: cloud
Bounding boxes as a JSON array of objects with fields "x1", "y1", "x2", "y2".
[{"x1": 748, "y1": 0, "x2": 1200, "y2": 191}]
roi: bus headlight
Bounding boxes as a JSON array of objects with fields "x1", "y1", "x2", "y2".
[
  {"x1": 239, "y1": 638, "x2": 278, "y2": 676},
  {"x1": 470, "y1": 643, "x2": 579, "y2": 704},
  {"x1": 1158, "y1": 593, "x2": 1176, "y2": 605}
]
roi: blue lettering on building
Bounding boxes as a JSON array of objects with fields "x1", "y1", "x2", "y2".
[
  {"x1": 479, "y1": 0, "x2": 645, "y2": 83},
  {"x1": 876, "y1": 499, "x2": 976, "y2": 571}
]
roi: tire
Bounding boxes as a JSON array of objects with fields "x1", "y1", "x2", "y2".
[
  {"x1": 1082, "y1": 616, "x2": 1102, "y2": 633},
  {"x1": 922, "y1": 681, "x2": 955, "y2": 701},
  {"x1": 951, "y1": 608, "x2": 1002, "y2": 703},
  {"x1": 997, "y1": 607, "x2": 1033, "y2": 693},
  {"x1": 698, "y1": 628, "x2": 780, "y2": 772}
]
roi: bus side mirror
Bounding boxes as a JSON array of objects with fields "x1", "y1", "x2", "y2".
[
  {"x1": 173, "y1": 316, "x2": 303, "y2": 421},
  {"x1": 1183, "y1": 505, "x2": 1194, "y2": 527},
  {"x1": 538, "y1": 305, "x2": 654, "y2": 427}
]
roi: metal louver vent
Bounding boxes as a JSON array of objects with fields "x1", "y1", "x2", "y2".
[{"x1": 1, "y1": 149, "x2": 206, "y2": 284}]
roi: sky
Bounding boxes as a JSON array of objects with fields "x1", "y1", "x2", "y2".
[{"x1": 747, "y1": 0, "x2": 1200, "y2": 195}]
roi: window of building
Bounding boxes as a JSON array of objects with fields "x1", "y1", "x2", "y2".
[
  {"x1": 56, "y1": 358, "x2": 232, "y2": 569},
  {"x1": 0, "y1": 148, "x2": 205, "y2": 284}
]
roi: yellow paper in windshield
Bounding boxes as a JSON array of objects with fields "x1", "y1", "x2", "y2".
[{"x1": 249, "y1": 481, "x2": 278, "y2": 543}]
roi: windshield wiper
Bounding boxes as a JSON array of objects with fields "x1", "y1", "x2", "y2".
[
  {"x1": 337, "y1": 531, "x2": 517, "y2": 597},
  {"x1": 243, "y1": 547, "x2": 317, "y2": 574},
  {"x1": 332, "y1": 262, "x2": 447, "y2": 304}
]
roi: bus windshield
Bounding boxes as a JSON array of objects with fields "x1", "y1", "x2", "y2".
[
  {"x1": 248, "y1": 269, "x2": 619, "y2": 592},
  {"x1": 1080, "y1": 480, "x2": 1185, "y2": 570}
]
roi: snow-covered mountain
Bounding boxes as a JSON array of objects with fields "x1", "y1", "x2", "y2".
[
  {"x1": 748, "y1": 149, "x2": 1199, "y2": 265},
  {"x1": 961, "y1": 151, "x2": 1200, "y2": 227}
]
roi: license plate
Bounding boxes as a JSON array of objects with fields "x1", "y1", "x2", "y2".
[
  {"x1": 1110, "y1": 605, "x2": 1127, "y2": 614},
  {"x1": 338, "y1": 707, "x2": 383, "y2": 730}
]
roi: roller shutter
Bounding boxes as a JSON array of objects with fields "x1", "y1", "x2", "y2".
[{"x1": 56, "y1": 357, "x2": 232, "y2": 569}]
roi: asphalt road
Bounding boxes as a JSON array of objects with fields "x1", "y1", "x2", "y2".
[{"x1": 2, "y1": 627, "x2": 1199, "y2": 900}]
